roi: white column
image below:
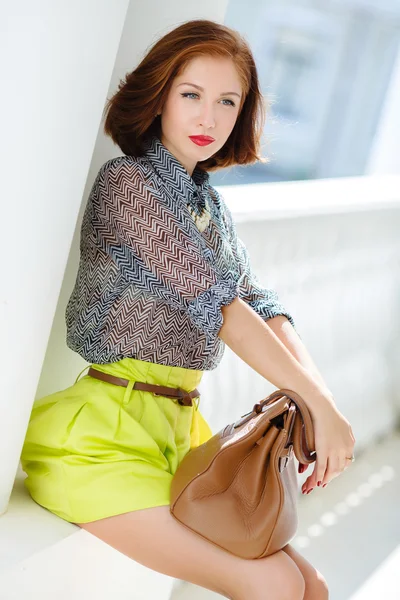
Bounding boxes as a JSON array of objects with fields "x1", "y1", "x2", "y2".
[
  {"x1": 366, "y1": 44, "x2": 400, "y2": 175},
  {"x1": 0, "y1": 0, "x2": 129, "y2": 516}
]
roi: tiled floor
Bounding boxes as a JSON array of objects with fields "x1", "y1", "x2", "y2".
[{"x1": 171, "y1": 429, "x2": 400, "y2": 600}]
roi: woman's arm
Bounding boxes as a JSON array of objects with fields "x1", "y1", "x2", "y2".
[
  {"x1": 265, "y1": 315, "x2": 332, "y2": 396},
  {"x1": 219, "y1": 298, "x2": 355, "y2": 491},
  {"x1": 219, "y1": 297, "x2": 336, "y2": 417}
]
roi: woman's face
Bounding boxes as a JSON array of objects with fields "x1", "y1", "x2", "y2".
[{"x1": 158, "y1": 55, "x2": 243, "y2": 176}]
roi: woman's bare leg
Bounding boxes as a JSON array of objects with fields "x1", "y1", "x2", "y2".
[
  {"x1": 282, "y1": 544, "x2": 329, "y2": 600},
  {"x1": 74, "y1": 506, "x2": 305, "y2": 600}
]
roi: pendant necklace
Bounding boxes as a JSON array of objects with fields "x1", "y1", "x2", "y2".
[{"x1": 186, "y1": 192, "x2": 211, "y2": 233}]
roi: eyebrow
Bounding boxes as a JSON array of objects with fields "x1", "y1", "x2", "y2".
[{"x1": 177, "y1": 82, "x2": 241, "y2": 98}]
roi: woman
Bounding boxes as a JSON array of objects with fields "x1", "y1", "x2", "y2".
[{"x1": 21, "y1": 18, "x2": 355, "y2": 600}]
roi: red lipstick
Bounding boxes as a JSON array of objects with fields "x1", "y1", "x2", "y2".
[{"x1": 189, "y1": 135, "x2": 215, "y2": 146}]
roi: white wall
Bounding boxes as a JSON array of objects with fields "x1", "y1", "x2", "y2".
[{"x1": 0, "y1": 0, "x2": 130, "y2": 516}]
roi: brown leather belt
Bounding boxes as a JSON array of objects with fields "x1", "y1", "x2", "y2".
[{"x1": 87, "y1": 367, "x2": 200, "y2": 407}]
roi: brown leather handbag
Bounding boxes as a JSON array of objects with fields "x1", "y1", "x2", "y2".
[{"x1": 170, "y1": 388, "x2": 316, "y2": 559}]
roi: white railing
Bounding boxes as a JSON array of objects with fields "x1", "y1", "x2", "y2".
[{"x1": 1, "y1": 175, "x2": 400, "y2": 599}]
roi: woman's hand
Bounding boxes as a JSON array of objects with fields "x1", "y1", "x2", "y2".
[{"x1": 299, "y1": 402, "x2": 356, "y2": 494}]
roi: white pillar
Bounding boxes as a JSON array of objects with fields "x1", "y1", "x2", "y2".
[
  {"x1": 366, "y1": 45, "x2": 400, "y2": 175},
  {"x1": 0, "y1": 0, "x2": 129, "y2": 516}
]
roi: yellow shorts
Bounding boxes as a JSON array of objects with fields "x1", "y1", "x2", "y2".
[{"x1": 20, "y1": 357, "x2": 213, "y2": 523}]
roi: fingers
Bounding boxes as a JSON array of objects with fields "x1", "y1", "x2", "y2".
[
  {"x1": 297, "y1": 463, "x2": 309, "y2": 474},
  {"x1": 301, "y1": 457, "x2": 328, "y2": 493},
  {"x1": 299, "y1": 414, "x2": 356, "y2": 494},
  {"x1": 300, "y1": 454, "x2": 353, "y2": 494}
]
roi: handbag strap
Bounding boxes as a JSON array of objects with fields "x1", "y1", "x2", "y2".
[
  {"x1": 268, "y1": 389, "x2": 316, "y2": 464},
  {"x1": 252, "y1": 389, "x2": 316, "y2": 464}
]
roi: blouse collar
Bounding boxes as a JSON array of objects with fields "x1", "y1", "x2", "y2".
[{"x1": 142, "y1": 134, "x2": 210, "y2": 206}]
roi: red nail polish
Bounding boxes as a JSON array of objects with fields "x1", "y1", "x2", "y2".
[
  {"x1": 323, "y1": 483, "x2": 327, "y2": 488},
  {"x1": 307, "y1": 488, "x2": 313, "y2": 494},
  {"x1": 317, "y1": 481, "x2": 321, "y2": 486}
]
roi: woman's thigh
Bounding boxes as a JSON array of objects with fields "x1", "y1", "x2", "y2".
[
  {"x1": 282, "y1": 544, "x2": 329, "y2": 600},
  {"x1": 74, "y1": 506, "x2": 305, "y2": 600}
]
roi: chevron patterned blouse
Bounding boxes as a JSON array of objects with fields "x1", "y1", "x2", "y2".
[{"x1": 65, "y1": 134, "x2": 296, "y2": 370}]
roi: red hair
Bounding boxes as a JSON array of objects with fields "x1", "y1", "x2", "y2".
[{"x1": 103, "y1": 19, "x2": 269, "y2": 171}]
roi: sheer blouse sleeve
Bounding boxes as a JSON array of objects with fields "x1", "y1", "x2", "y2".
[
  {"x1": 215, "y1": 188, "x2": 297, "y2": 332},
  {"x1": 91, "y1": 158, "x2": 239, "y2": 339}
]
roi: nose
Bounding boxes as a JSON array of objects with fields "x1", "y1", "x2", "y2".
[{"x1": 198, "y1": 103, "x2": 216, "y2": 130}]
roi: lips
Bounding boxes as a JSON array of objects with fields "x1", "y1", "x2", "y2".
[{"x1": 189, "y1": 136, "x2": 215, "y2": 146}]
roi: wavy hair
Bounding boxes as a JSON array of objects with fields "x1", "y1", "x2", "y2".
[{"x1": 103, "y1": 19, "x2": 269, "y2": 171}]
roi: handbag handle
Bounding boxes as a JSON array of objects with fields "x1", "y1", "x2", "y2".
[{"x1": 254, "y1": 389, "x2": 317, "y2": 464}]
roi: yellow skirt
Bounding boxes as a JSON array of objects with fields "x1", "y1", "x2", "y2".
[{"x1": 20, "y1": 357, "x2": 213, "y2": 523}]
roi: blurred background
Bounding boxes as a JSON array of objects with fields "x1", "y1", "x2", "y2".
[
  {"x1": 1, "y1": 1, "x2": 399, "y2": 599},
  {"x1": 212, "y1": 0, "x2": 400, "y2": 186}
]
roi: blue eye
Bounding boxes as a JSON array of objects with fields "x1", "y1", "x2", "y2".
[{"x1": 180, "y1": 92, "x2": 235, "y2": 107}]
